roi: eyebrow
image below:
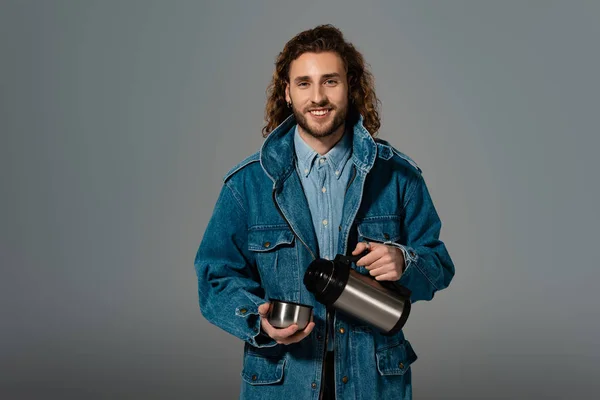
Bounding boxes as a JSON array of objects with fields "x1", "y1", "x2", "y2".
[{"x1": 293, "y1": 73, "x2": 342, "y2": 84}]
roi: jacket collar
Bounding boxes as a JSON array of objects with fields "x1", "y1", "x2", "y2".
[{"x1": 260, "y1": 114, "x2": 377, "y2": 186}]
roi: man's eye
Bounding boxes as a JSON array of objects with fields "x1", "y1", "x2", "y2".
[
  {"x1": 325, "y1": 80, "x2": 338, "y2": 85},
  {"x1": 298, "y1": 82, "x2": 309, "y2": 87}
]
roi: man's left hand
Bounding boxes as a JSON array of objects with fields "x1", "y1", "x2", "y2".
[{"x1": 351, "y1": 241, "x2": 405, "y2": 281}]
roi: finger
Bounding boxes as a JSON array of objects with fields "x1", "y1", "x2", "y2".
[
  {"x1": 302, "y1": 321, "x2": 316, "y2": 335},
  {"x1": 294, "y1": 321, "x2": 316, "y2": 336},
  {"x1": 270, "y1": 323, "x2": 300, "y2": 341},
  {"x1": 280, "y1": 322, "x2": 316, "y2": 345},
  {"x1": 258, "y1": 302, "x2": 270, "y2": 317},
  {"x1": 275, "y1": 314, "x2": 314, "y2": 345},
  {"x1": 375, "y1": 272, "x2": 400, "y2": 281},
  {"x1": 368, "y1": 265, "x2": 391, "y2": 277},
  {"x1": 356, "y1": 246, "x2": 385, "y2": 267},
  {"x1": 365, "y1": 256, "x2": 391, "y2": 271},
  {"x1": 259, "y1": 316, "x2": 276, "y2": 337},
  {"x1": 260, "y1": 316, "x2": 299, "y2": 339},
  {"x1": 352, "y1": 241, "x2": 369, "y2": 255}
]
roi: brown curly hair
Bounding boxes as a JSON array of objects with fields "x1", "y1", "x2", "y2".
[{"x1": 262, "y1": 24, "x2": 381, "y2": 137}]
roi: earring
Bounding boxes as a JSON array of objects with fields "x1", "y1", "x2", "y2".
[{"x1": 287, "y1": 102, "x2": 291, "y2": 108}]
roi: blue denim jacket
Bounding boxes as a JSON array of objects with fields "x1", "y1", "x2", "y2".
[{"x1": 194, "y1": 115, "x2": 455, "y2": 400}]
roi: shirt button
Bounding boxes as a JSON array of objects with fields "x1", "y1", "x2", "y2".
[
  {"x1": 311, "y1": 382, "x2": 317, "y2": 389},
  {"x1": 317, "y1": 334, "x2": 323, "y2": 340},
  {"x1": 335, "y1": 170, "x2": 340, "y2": 175},
  {"x1": 322, "y1": 219, "x2": 328, "y2": 226},
  {"x1": 338, "y1": 327, "x2": 345, "y2": 334},
  {"x1": 320, "y1": 158, "x2": 325, "y2": 164},
  {"x1": 304, "y1": 168, "x2": 309, "y2": 174},
  {"x1": 342, "y1": 376, "x2": 349, "y2": 384},
  {"x1": 322, "y1": 187, "x2": 326, "y2": 193}
]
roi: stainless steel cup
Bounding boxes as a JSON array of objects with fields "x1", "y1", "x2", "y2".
[{"x1": 267, "y1": 299, "x2": 313, "y2": 330}]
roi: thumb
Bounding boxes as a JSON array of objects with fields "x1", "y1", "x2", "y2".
[{"x1": 258, "y1": 302, "x2": 270, "y2": 317}]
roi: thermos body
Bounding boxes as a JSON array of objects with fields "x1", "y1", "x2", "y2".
[
  {"x1": 334, "y1": 270, "x2": 408, "y2": 333},
  {"x1": 304, "y1": 251, "x2": 412, "y2": 334}
]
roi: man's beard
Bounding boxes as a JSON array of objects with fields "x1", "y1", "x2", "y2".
[{"x1": 291, "y1": 102, "x2": 347, "y2": 139}]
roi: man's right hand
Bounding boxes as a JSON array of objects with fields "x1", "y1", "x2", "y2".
[{"x1": 258, "y1": 302, "x2": 316, "y2": 345}]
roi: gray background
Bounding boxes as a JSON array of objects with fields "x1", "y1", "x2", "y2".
[{"x1": 1, "y1": 0, "x2": 598, "y2": 399}]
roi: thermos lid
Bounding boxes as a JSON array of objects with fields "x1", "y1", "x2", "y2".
[{"x1": 304, "y1": 255, "x2": 352, "y2": 306}]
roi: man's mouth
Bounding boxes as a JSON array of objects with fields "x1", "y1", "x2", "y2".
[{"x1": 308, "y1": 108, "x2": 332, "y2": 117}]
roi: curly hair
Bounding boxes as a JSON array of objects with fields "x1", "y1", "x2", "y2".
[{"x1": 262, "y1": 24, "x2": 381, "y2": 137}]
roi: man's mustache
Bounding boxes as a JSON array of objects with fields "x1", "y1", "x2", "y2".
[{"x1": 304, "y1": 102, "x2": 335, "y2": 111}]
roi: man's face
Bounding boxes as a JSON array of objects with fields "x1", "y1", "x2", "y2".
[{"x1": 285, "y1": 52, "x2": 349, "y2": 139}]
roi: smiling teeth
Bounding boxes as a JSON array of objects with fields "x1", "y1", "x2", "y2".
[{"x1": 310, "y1": 109, "x2": 329, "y2": 116}]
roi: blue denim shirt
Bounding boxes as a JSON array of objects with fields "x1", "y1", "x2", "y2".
[
  {"x1": 194, "y1": 114, "x2": 455, "y2": 399},
  {"x1": 293, "y1": 125, "x2": 353, "y2": 352}
]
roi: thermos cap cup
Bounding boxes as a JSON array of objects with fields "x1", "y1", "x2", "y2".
[{"x1": 267, "y1": 299, "x2": 313, "y2": 330}]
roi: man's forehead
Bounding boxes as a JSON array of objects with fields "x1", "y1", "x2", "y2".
[{"x1": 288, "y1": 51, "x2": 346, "y2": 78}]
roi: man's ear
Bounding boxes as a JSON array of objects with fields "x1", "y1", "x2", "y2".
[{"x1": 285, "y1": 84, "x2": 291, "y2": 104}]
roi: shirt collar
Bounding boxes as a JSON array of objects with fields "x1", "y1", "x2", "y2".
[
  {"x1": 261, "y1": 114, "x2": 376, "y2": 185},
  {"x1": 293, "y1": 124, "x2": 353, "y2": 179},
  {"x1": 293, "y1": 125, "x2": 318, "y2": 177}
]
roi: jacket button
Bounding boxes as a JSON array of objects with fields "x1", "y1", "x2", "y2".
[
  {"x1": 317, "y1": 334, "x2": 323, "y2": 340},
  {"x1": 383, "y1": 233, "x2": 390, "y2": 240},
  {"x1": 398, "y1": 362, "x2": 405, "y2": 369},
  {"x1": 342, "y1": 376, "x2": 349, "y2": 384},
  {"x1": 252, "y1": 374, "x2": 258, "y2": 381},
  {"x1": 264, "y1": 241, "x2": 271, "y2": 248},
  {"x1": 239, "y1": 308, "x2": 247, "y2": 314},
  {"x1": 311, "y1": 382, "x2": 317, "y2": 389},
  {"x1": 338, "y1": 327, "x2": 345, "y2": 334}
]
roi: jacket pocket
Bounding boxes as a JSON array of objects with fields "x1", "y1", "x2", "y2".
[
  {"x1": 356, "y1": 216, "x2": 402, "y2": 244},
  {"x1": 375, "y1": 339, "x2": 417, "y2": 376},
  {"x1": 248, "y1": 225, "x2": 295, "y2": 252},
  {"x1": 241, "y1": 352, "x2": 287, "y2": 385},
  {"x1": 247, "y1": 225, "x2": 298, "y2": 298}
]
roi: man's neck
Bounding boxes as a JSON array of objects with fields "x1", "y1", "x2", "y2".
[{"x1": 297, "y1": 124, "x2": 346, "y2": 156}]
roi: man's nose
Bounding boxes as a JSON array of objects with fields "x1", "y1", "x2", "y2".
[{"x1": 310, "y1": 85, "x2": 327, "y2": 105}]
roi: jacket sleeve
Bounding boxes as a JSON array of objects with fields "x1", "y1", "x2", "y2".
[
  {"x1": 194, "y1": 181, "x2": 276, "y2": 348},
  {"x1": 394, "y1": 173, "x2": 455, "y2": 303}
]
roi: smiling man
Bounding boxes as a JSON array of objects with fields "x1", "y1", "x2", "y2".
[{"x1": 195, "y1": 25, "x2": 455, "y2": 400}]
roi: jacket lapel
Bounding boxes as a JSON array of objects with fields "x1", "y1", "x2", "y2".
[
  {"x1": 274, "y1": 171, "x2": 320, "y2": 259},
  {"x1": 261, "y1": 116, "x2": 319, "y2": 259}
]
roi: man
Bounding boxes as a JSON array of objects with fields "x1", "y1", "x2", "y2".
[{"x1": 194, "y1": 24, "x2": 455, "y2": 400}]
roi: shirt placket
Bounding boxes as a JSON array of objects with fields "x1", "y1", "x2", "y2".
[{"x1": 317, "y1": 158, "x2": 330, "y2": 259}]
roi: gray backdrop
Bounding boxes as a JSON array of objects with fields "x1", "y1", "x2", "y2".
[{"x1": 2, "y1": 1, "x2": 599, "y2": 399}]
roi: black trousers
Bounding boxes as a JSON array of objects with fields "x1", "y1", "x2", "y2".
[{"x1": 321, "y1": 351, "x2": 336, "y2": 400}]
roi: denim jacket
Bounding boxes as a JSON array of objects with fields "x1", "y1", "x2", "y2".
[{"x1": 194, "y1": 115, "x2": 455, "y2": 400}]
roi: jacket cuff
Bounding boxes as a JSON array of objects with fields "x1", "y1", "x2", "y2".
[
  {"x1": 235, "y1": 301, "x2": 277, "y2": 348},
  {"x1": 383, "y1": 241, "x2": 419, "y2": 274}
]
